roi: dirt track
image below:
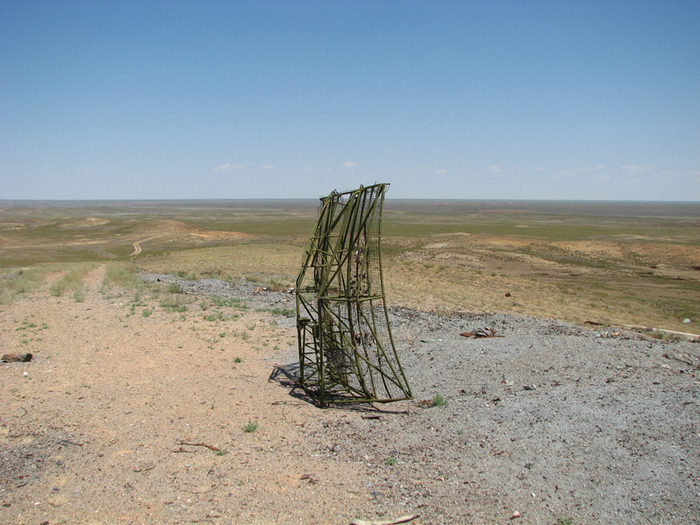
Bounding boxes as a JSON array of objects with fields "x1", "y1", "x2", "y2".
[{"x1": 1, "y1": 272, "x2": 699, "y2": 524}]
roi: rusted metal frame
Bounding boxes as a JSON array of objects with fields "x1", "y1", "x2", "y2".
[
  {"x1": 352, "y1": 189, "x2": 389, "y2": 398},
  {"x1": 296, "y1": 183, "x2": 411, "y2": 404},
  {"x1": 313, "y1": 195, "x2": 347, "y2": 404},
  {"x1": 354, "y1": 303, "x2": 409, "y2": 395},
  {"x1": 315, "y1": 191, "x2": 364, "y2": 398},
  {"x1": 297, "y1": 197, "x2": 338, "y2": 403},
  {"x1": 333, "y1": 190, "x2": 376, "y2": 399},
  {"x1": 321, "y1": 299, "x2": 406, "y2": 400},
  {"x1": 321, "y1": 192, "x2": 378, "y2": 297},
  {"x1": 324, "y1": 322, "x2": 386, "y2": 403},
  {"x1": 354, "y1": 301, "x2": 380, "y2": 398},
  {"x1": 316, "y1": 301, "x2": 366, "y2": 385},
  {"x1": 337, "y1": 187, "x2": 402, "y2": 400},
  {"x1": 296, "y1": 313, "x2": 318, "y2": 382},
  {"x1": 372, "y1": 191, "x2": 412, "y2": 399}
]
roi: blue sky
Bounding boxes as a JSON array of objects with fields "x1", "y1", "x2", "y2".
[{"x1": 1, "y1": 0, "x2": 698, "y2": 201}]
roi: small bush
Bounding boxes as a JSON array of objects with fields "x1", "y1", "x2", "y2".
[
  {"x1": 242, "y1": 420, "x2": 258, "y2": 433},
  {"x1": 49, "y1": 283, "x2": 65, "y2": 297},
  {"x1": 159, "y1": 297, "x2": 188, "y2": 312},
  {"x1": 0, "y1": 267, "x2": 51, "y2": 303},
  {"x1": 168, "y1": 282, "x2": 182, "y2": 294},
  {"x1": 204, "y1": 311, "x2": 226, "y2": 322},
  {"x1": 430, "y1": 393, "x2": 448, "y2": 407},
  {"x1": 103, "y1": 263, "x2": 139, "y2": 289}
]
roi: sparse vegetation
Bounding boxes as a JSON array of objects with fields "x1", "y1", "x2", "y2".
[
  {"x1": 103, "y1": 262, "x2": 139, "y2": 289},
  {"x1": 431, "y1": 393, "x2": 448, "y2": 407},
  {"x1": 204, "y1": 311, "x2": 226, "y2": 322},
  {"x1": 49, "y1": 282, "x2": 65, "y2": 297},
  {"x1": 1, "y1": 201, "x2": 698, "y2": 332},
  {"x1": 159, "y1": 297, "x2": 188, "y2": 312},
  {"x1": 242, "y1": 420, "x2": 258, "y2": 433}
]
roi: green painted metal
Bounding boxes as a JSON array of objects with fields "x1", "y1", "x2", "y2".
[{"x1": 296, "y1": 184, "x2": 412, "y2": 405}]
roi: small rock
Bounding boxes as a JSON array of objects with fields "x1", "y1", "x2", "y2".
[
  {"x1": 510, "y1": 511, "x2": 521, "y2": 519},
  {"x1": 2, "y1": 353, "x2": 33, "y2": 363},
  {"x1": 683, "y1": 318, "x2": 691, "y2": 323}
]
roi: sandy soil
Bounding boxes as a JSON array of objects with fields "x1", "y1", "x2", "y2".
[{"x1": 1, "y1": 269, "x2": 699, "y2": 524}]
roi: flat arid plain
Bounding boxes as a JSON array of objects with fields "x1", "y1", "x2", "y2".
[{"x1": 1, "y1": 199, "x2": 699, "y2": 524}]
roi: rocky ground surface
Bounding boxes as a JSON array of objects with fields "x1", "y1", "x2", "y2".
[{"x1": 1, "y1": 270, "x2": 699, "y2": 524}]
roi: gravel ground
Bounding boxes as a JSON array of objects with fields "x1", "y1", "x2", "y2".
[{"x1": 1, "y1": 272, "x2": 699, "y2": 524}]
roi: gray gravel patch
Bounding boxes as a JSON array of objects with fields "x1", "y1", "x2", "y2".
[{"x1": 141, "y1": 273, "x2": 700, "y2": 523}]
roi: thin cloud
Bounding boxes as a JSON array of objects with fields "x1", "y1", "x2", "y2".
[
  {"x1": 435, "y1": 169, "x2": 449, "y2": 174},
  {"x1": 531, "y1": 166, "x2": 544, "y2": 171},
  {"x1": 213, "y1": 163, "x2": 246, "y2": 173},
  {"x1": 561, "y1": 165, "x2": 607, "y2": 177},
  {"x1": 261, "y1": 164, "x2": 275, "y2": 170},
  {"x1": 342, "y1": 161, "x2": 358, "y2": 168},
  {"x1": 489, "y1": 165, "x2": 501, "y2": 174},
  {"x1": 621, "y1": 165, "x2": 654, "y2": 171}
]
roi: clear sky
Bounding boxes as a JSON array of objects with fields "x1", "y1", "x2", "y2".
[{"x1": 1, "y1": 0, "x2": 699, "y2": 201}]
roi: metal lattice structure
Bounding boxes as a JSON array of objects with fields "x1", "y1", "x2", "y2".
[{"x1": 295, "y1": 184, "x2": 412, "y2": 405}]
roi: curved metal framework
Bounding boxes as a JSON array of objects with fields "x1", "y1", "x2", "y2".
[{"x1": 296, "y1": 184, "x2": 412, "y2": 405}]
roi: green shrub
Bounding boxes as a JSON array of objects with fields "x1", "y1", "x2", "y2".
[
  {"x1": 242, "y1": 420, "x2": 258, "y2": 433},
  {"x1": 430, "y1": 393, "x2": 448, "y2": 407},
  {"x1": 49, "y1": 283, "x2": 65, "y2": 297}
]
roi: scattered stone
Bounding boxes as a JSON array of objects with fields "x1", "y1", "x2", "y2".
[
  {"x1": 351, "y1": 515, "x2": 420, "y2": 525},
  {"x1": 2, "y1": 353, "x2": 33, "y2": 363},
  {"x1": 460, "y1": 327, "x2": 503, "y2": 338}
]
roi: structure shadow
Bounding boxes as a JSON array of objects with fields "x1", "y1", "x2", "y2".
[
  {"x1": 268, "y1": 361, "x2": 409, "y2": 414},
  {"x1": 267, "y1": 362, "x2": 313, "y2": 404}
]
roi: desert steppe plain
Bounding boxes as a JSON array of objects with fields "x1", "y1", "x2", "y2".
[{"x1": 1, "y1": 199, "x2": 699, "y2": 524}]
